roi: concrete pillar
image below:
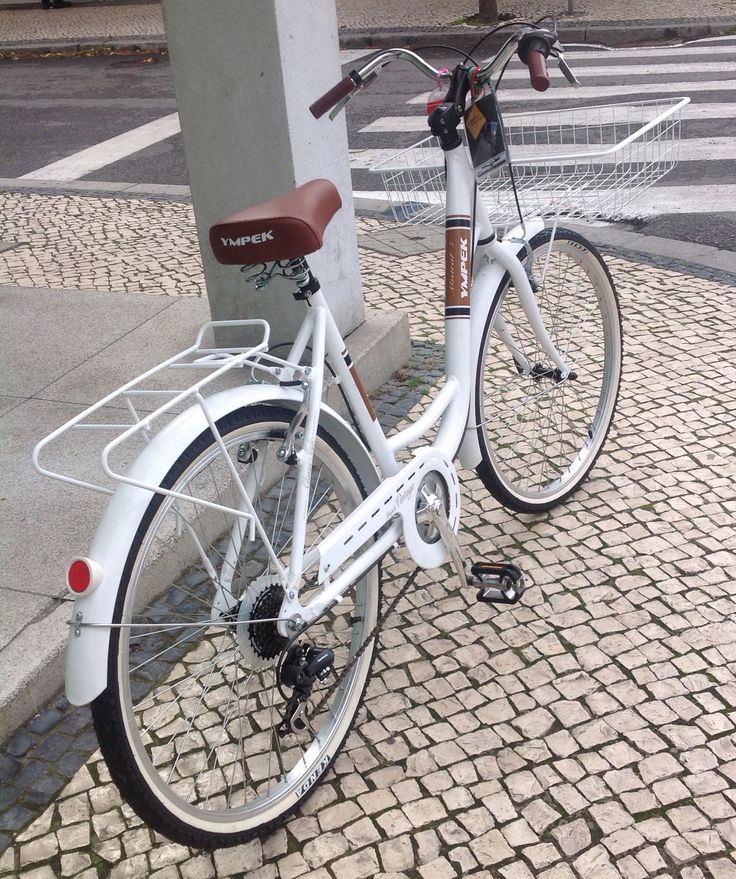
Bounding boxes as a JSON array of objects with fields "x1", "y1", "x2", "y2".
[{"x1": 163, "y1": 0, "x2": 364, "y2": 347}]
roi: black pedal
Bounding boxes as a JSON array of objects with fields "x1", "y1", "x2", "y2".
[{"x1": 471, "y1": 561, "x2": 525, "y2": 605}]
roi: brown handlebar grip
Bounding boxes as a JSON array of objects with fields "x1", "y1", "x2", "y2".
[
  {"x1": 310, "y1": 74, "x2": 358, "y2": 118},
  {"x1": 527, "y1": 49, "x2": 550, "y2": 92}
]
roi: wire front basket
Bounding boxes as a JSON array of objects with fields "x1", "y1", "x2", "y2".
[{"x1": 372, "y1": 97, "x2": 689, "y2": 227}]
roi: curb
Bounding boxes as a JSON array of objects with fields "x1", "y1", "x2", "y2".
[
  {"x1": 0, "y1": 177, "x2": 190, "y2": 199},
  {"x1": 338, "y1": 17, "x2": 736, "y2": 51},
  {"x1": 1, "y1": 16, "x2": 736, "y2": 56},
  {"x1": 0, "y1": 36, "x2": 167, "y2": 55},
  {"x1": 0, "y1": 0, "x2": 160, "y2": 7}
]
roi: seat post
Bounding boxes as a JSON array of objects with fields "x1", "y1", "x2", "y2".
[{"x1": 289, "y1": 257, "x2": 321, "y2": 301}]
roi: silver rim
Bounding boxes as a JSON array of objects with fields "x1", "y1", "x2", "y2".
[
  {"x1": 117, "y1": 417, "x2": 377, "y2": 835},
  {"x1": 479, "y1": 235, "x2": 621, "y2": 505}
]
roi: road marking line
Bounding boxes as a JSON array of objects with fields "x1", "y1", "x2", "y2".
[
  {"x1": 19, "y1": 113, "x2": 181, "y2": 181},
  {"x1": 614, "y1": 184, "x2": 736, "y2": 217},
  {"x1": 562, "y1": 44, "x2": 736, "y2": 60},
  {"x1": 408, "y1": 80, "x2": 736, "y2": 105},
  {"x1": 460, "y1": 61, "x2": 736, "y2": 83},
  {"x1": 351, "y1": 184, "x2": 736, "y2": 217},
  {"x1": 349, "y1": 138, "x2": 736, "y2": 170},
  {"x1": 361, "y1": 102, "x2": 736, "y2": 133}
]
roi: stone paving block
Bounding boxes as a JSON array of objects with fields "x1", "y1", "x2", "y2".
[
  {"x1": 180, "y1": 854, "x2": 215, "y2": 879},
  {"x1": 524, "y1": 842, "x2": 562, "y2": 870},
  {"x1": 707, "y1": 859, "x2": 736, "y2": 879},
  {"x1": 551, "y1": 818, "x2": 591, "y2": 856},
  {"x1": 415, "y1": 829, "x2": 441, "y2": 865},
  {"x1": 378, "y1": 835, "x2": 414, "y2": 873},
  {"x1": 469, "y1": 829, "x2": 514, "y2": 867},
  {"x1": 664, "y1": 835, "x2": 700, "y2": 865},
  {"x1": 418, "y1": 856, "x2": 457, "y2": 879}
]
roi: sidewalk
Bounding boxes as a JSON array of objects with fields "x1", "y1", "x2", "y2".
[
  {"x1": 1, "y1": 0, "x2": 735, "y2": 52},
  {"x1": 1, "y1": 186, "x2": 735, "y2": 873}
]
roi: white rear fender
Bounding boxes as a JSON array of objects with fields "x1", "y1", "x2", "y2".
[
  {"x1": 65, "y1": 385, "x2": 380, "y2": 706},
  {"x1": 458, "y1": 219, "x2": 545, "y2": 469}
]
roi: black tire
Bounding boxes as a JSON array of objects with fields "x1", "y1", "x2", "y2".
[
  {"x1": 92, "y1": 405, "x2": 380, "y2": 848},
  {"x1": 475, "y1": 228, "x2": 623, "y2": 512}
]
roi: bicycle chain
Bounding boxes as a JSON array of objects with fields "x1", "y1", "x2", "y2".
[{"x1": 310, "y1": 564, "x2": 421, "y2": 716}]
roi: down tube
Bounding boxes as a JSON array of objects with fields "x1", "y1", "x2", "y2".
[{"x1": 433, "y1": 145, "x2": 477, "y2": 459}]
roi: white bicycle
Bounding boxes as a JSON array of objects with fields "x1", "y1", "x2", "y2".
[{"x1": 34, "y1": 24, "x2": 685, "y2": 848}]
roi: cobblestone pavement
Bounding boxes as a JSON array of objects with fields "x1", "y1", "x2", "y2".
[
  {"x1": 335, "y1": 0, "x2": 736, "y2": 28},
  {"x1": 0, "y1": 3, "x2": 164, "y2": 44},
  {"x1": 0, "y1": 0, "x2": 734, "y2": 46},
  {"x1": 0, "y1": 192, "x2": 204, "y2": 296},
  {"x1": 1, "y1": 191, "x2": 735, "y2": 877}
]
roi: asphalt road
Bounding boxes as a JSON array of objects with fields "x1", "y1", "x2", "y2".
[{"x1": 2, "y1": 42, "x2": 736, "y2": 252}]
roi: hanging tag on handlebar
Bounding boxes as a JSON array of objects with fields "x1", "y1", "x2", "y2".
[{"x1": 464, "y1": 85, "x2": 509, "y2": 177}]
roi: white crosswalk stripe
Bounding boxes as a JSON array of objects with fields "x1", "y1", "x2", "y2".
[
  {"x1": 349, "y1": 37, "x2": 736, "y2": 223},
  {"x1": 18, "y1": 50, "x2": 366, "y2": 182},
  {"x1": 361, "y1": 103, "x2": 736, "y2": 133},
  {"x1": 406, "y1": 80, "x2": 736, "y2": 105},
  {"x1": 350, "y1": 185, "x2": 736, "y2": 217},
  {"x1": 350, "y1": 138, "x2": 736, "y2": 169},
  {"x1": 405, "y1": 62, "x2": 735, "y2": 92},
  {"x1": 539, "y1": 42, "x2": 736, "y2": 59}
]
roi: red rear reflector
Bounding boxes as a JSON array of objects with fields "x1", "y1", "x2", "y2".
[{"x1": 67, "y1": 559, "x2": 91, "y2": 594}]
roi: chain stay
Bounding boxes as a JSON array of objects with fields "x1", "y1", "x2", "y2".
[{"x1": 309, "y1": 565, "x2": 421, "y2": 716}]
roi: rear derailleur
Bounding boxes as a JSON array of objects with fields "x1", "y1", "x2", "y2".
[{"x1": 277, "y1": 642, "x2": 334, "y2": 737}]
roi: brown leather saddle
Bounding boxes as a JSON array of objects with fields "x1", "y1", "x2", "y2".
[{"x1": 209, "y1": 179, "x2": 342, "y2": 266}]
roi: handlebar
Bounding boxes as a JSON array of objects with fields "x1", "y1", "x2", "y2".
[
  {"x1": 310, "y1": 48, "x2": 439, "y2": 120},
  {"x1": 525, "y1": 50, "x2": 550, "y2": 91},
  {"x1": 517, "y1": 32, "x2": 553, "y2": 92},
  {"x1": 310, "y1": 26, "x2": 577, "y2": 119}
]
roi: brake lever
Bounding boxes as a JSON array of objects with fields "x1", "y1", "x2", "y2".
[
  {"x1": 328, "y1": 69, "x2": 380, "y2": 119},
  {"x1": 329, "y1": 93, "x2": 353, "y2": 119},
  {"x1": 557, "y1": 54, "x2": 580, "y2": 87}
]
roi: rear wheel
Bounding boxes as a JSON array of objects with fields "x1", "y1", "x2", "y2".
[
  {"x1": 92, "y1": 405, "x2": 380, "y2": 848},
  {"x1": 475, "y1": 228, "x2": 622, "y2": 512}
]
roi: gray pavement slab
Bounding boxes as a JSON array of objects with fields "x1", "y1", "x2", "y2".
[
  {"x1": 0, "y1": 285, "x2": 173, "y2": 398},
  {"x1": 0, "y1": 396, "x2": 25, "y2": 416},
  {"x1": 37, "y1": 294, "x2": 209, "y2": 404},
  {"x1": 0, "y1": 285, "x2": 212, "y2": 742}
]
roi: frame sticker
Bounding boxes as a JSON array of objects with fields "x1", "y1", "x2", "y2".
[{"x1": 445, "y1": 216, "x2": 472, "y2": 313}]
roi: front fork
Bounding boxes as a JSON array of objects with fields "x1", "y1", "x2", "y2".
[{"x1": 482, "y1": 232, "x2": 572, "y2": 377}]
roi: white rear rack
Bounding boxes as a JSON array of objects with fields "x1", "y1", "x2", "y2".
[{"x1": 32, "y1": 319, "x2": 299, "y2": 526}]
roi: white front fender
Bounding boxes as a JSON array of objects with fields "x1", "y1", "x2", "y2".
[{"x1": 65, "y1": 385, "x2": 380, "y2": 706}]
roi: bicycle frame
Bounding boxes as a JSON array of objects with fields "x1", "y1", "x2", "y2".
[
  {"x1": 52, "y1": 61, "x2": 575, "y2": 705},
  {"x1": 274, "y1": 142, "x2": 571, "y2": 633}
]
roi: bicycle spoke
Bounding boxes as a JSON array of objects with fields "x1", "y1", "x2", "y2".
[
  {"x1": 107, "y1": 411, "x2": 379, "y2": 842},
  {"x1": 478, "y1": 232, "x2": 620, "y2": 507}
]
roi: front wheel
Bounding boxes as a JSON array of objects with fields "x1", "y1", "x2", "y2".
[
  {"x1": 475, "y1": 228, "x2": 623, "y2": 512},
  {"x1": 91, "y1": 405, "x2": 380, "y2": 848}
]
